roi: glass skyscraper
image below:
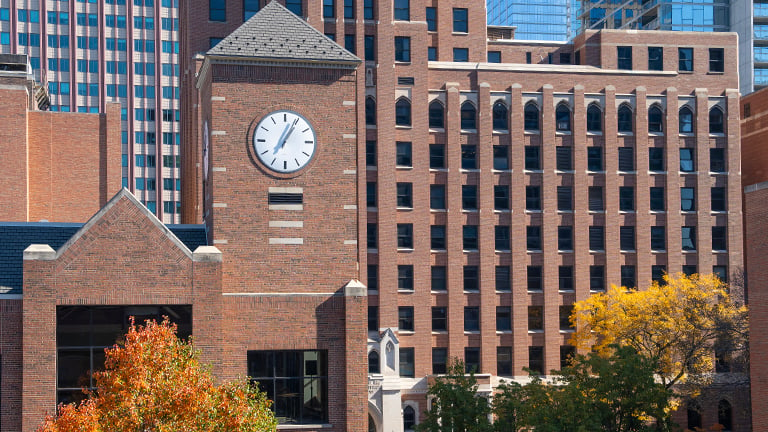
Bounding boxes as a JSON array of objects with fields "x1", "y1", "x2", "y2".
[
  {"x1": 580, "y1": 0, "x2": 730, "y2": 32},
  {"x1": 487, "y1": 0, "x2": 580, "y2": 41}
]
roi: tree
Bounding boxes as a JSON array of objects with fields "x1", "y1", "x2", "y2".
[
  {"x1": 493, "y1": 346, "x2": 672, "y2": 432},
  {"x1": 38, "y1": 318, "x2": 277, "y2": 432},
  {"x1": 417, "y1": 359, "x2": 492, "y2": 432},
  {"x1": 571, "y1": 273, "x2": 748, "y2": 394}
]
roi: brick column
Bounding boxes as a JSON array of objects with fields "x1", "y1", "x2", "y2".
[
  {"x1": 695, "y1": 89, "x2": 712, "y2": 274},
  {"x1": 344, "y1": 281, "x2": 367, "y2": 432},
  {"x1": 191, "y1": 246, "x2": 223, "y2": 376},
  {"x1": 477, "y1": 82, "x2": 495, "y2": 374}
]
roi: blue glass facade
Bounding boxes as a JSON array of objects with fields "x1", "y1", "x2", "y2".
[
  {"x1": 581, "y1": 0, "x2": 729, "y2": 32},
  {"x1": 487, "y1": 0, "x2": 580, "y2": 41}
]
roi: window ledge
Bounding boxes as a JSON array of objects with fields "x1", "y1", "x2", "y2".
[
  {"x1": 708, "y1": 71, "x2": 725, "y2": 75},
  {"x1": 525, "y1": 210, "x2": 542, "y2": 214},
  {"x1": 618, "y1": 170, "x2": 637, "y2": 175},
  {"x1": 367, "y1": 248, "x2": 378, "y2": 253},
  {"x1": 588, "y1": 210, "x2": 606, "y2": 214},
  {"x1": 394, "y1": 61, "x2": 411, "y2": 66},
  {"x1": 558, "y1": 249, "x2": 574, "y2": 254},
  {"x1": 396, "y1": 165, "x2": 413, "y2": 170},
  {"x1": 278, "y1": 424, "x2": 333, "y2": 430},
  {"x1": 495, "y1": 249, "x2": 511, "y2": 253},
  {"x1": 463, "y1": 290, "x2": 480, "y2": 294},
  {"x1": 527, "y1": 249, "x2": 543, "y2": 254},
  {"x1": 460, "y1": 168, "x2": 480, "y2": 173},
  {"x1": 710, "y1": 171, "x2": 728, "y2": 175},
  {"x1": 651, "y1": 249, "x2": 667, "y2": 254},
  {"x1": 397, "y1": 289, "x2": 414, "y2": 294},
  {"x1": 559, "y1": 329, "x2": 575, "y2": 334},
  {"x1": 712, "y1": 249, "x2": 728, "y2": 254},
  {"x1": 366, "y1": 125, "x2": 377, "y2": 129},
  {"x1": 495, "y1": 290, "x2": 512, "y2": 294},
  {"x1": 527, "y1": 290, "x2": 543, "y2": 294},
  {"x1": 618, "y1": 132, "x2": 634, "y2": 136},
  {"x1": 366, "y1": 166, "x2": 377, "y2": 171},
  {"x1": 528, "y1": 330, "x2": 544, "y2": 334},
  {"x1": 620, "y1": 249, "x2": 637, "y2": 254},
  {"x1": 555, "y1": 170, "x2": 575, "y2": 174},
  {"x1": 367, "y1": 207, "x2": 377, "y2": 212},
  {"x1": 590, "y1": 289, "x2": 607, "y2": 293},
  {"x1": 681, "y1": 211, "x2": 697, "y2": 215},
  {"x1": 524, "y1": 130, "x2": 541, "y2": 135},
  {"x1": 397, "y1": 248, "x2": 414, "y2": 252},
  {"x1": 649, "y1": 210, "x2": 666, "y2": 214},
  {"x1": 493, "y1": 129, "x2": 510, "y2": 134},
  {"x1": 558, "y1": 290, "x2": 575, "y2": 293},
  {"x1": 431, "y1": 330, "x2": 448, "y2": 335},
  {"x1": 618, "y1": 210, "x2": 636, "y2": 214},
  {"x1": 430, "y1": 248, "x2": 446, "y2": 253},
  {"x1": 679, "y1": 132, "x2": 695, "y2": 137},
  {"x1": 464, "y1": 330, "x2": 480, "y2": 335},
  {"x1": 496, "y1": 330, "x2": 513, "y2": 334},
  {"x1": 463, "y1": 249, "x2": 479, "y2": 253},
  {"x1": 525, "y1": 169, "x2": 544, "y2": 174},
  {"x1": 430, "y1": 209, "x2": 447, "y2": 213},
  {"x1": 589, "y1": 249, "x2": 606, "y2": 254},
  {"x1": 585, "y1": 131, "x2": 602, "y2": 136},
  {"x1": 429, "y1": 127, "x2": 445, "y2": 133},
  {"x1": 648, "y1": 132, "x2": 664, "y2": 137},
  {"x1": 587, "y1": 170, "x2": 606, "y2": 174},
  {"x1": 648, "y1": 170, "x2": 667, "y2": 175},
  {"x1": 556, "y1": 131, "x2": 573, "y2": 136},
  {"x1": 396, "y1": 207, "x2": 413, "y2": 211},
  {"x1": 398, "y1": 330, "x2": 414, "y2": 335},
  {"x1": 711, "y1": 211, "x2": 728, "y2": 215},
  {"x1": 452, "y1": 32, "x2": 469, "y2": 36},
  {"x1": 709, "y1": 133, "x2": 726, "y2": 138},
  {"x1": 461, "y1": 128, "x2": 478, "y2": 134},
  {"x1": 557, "y1": 210, "x2": 574, "y2": 214},
  {"x1": 679, "y1": 70, "x2": 694, "y2": 74},
  {"x1": 682, "y1": 249, "x2": 697, "y2": 254},
  {"x1": 429, "y1": 168, "x2": 448, "y2": 172},
  {"x1": 462, "y1": 209, "x2": 479, "y2": 213},
  {"x1": 492, "y1": 169, "x2": 513, "y2": 173},
  {"x1": 679, "y1": 171, "x2": 698, "y2": 175},
  {"x1": 395, "y1": 125, "x2": 412, "y2": 129},
  {"x1": 431, "y1": 290, "x2": 448, "y2": 294}
]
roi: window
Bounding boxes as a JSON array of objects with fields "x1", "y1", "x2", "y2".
[
  {"x1": 556, "y1": 104, "x2": 571, "y2": 132},
  {"x1": 589, "y1": 226, "x2": 605, "y2": 251},
  {"x1": 527, "y1": 226, "x2": 542, "y2": 251},
  {"x1": 558, "y1": 226, "x2": 573, "y2": 251},
  {"x1": 493, "y1": 145, "x2": 509, "y2": 170},
  {"x1": 428, "y1": 101, "x2": 444, "y2": 129},
  {"x1": 398, "y1": 265, "x2": 414, "y2": 290},
  {"x1": 369, "y1": 351, "x2": 380, "y2": 373},
  {"x1": 620, "y1": 226, "x2": 635, "y2": 251},
  {"x1": 460, "y1": 102, "x2": 477, "y2": 129},
  {"x1": 395, "y1": 98, "x2": 411, "y2": 126},
  {"x1": 709, "y1": 107, "x2": 724, "y2": 134},
  {"x1": 394, "y1": 0, "x2": 409, "y2": 20},
  {"x1": 429, "y1": 145, "x2": 445, "y2": 169},
  {"x1": 680, "y1": 148, "x2": 695, "y2": 172},
  {"x1": 428, "y1": 47, "x2": 437, "y2": 61},
  {"x1": 650, "y1": 265, "x2": 667, "y2": 285},
  {"x1": 561, "y1": 346, "x2": 576, "y2": 369},
  {"x1": 679, "y1": 47, "x2": 693, "y2": 72},
  {"x1": 493, "y1": 102, "x2": 508, "y2": 130},
  {"x1": 529, "y1": 346, "x2": 544, "y2": 375},
  {"x1": 526, "y1": 186, "x2": 541, "y2": 211},
  {"x1": 431, "y1": 225, "x2": 446, "y2": 250},
  {"x1": 488, "y1": 51, "x2": 501, "y2": 63},
  {"x1": 682, "y1": 227, "x2": 696, "y2": 251},
  {"x1": 497, "y1": 347, "x2": 512, "y2": 376},
  {"x1": 399, "y1": 348, "x2": 414, "y2": 377},
  {"x1": 556, "y1": 146, "x2": 572, "y2": 171},
  {"x1": 464, "y1": 266, "x2": 479, "y2": 291},
  {"x1": 559, "y1": 266, "x2": 574, "y2": 291},
  {"x1": 586, "y1": 104, "x2": 602, "y2": 132},
  {"x1": 587, "y1": 147, "x2": 603, "y2": 171},
  {"x1": 620, "y1": 265, "x2": 636, "y2": 289},
  {"x1": 248, "y1": 350, "x2": 327, "y2": 423},
  {"x1": 496, "y1": 307, "x2": 511, "y2": 331},
  {"x1": 394, "y1": 37, "x2": 410, "y2": 62},
  {"x1": 557, "y1": 187, "x2": 573, "y2": 211},
  {"x1": 365, "y1": 98, "x2": 376, "y2": 125},
  {"x1": 397, "y1": 224, "x2": 413, "y2": 249},
  {"x1": 712, "y1": 226, "x2": 727, "y2": 251},
  {"x1": 619, "y1": 187, "x2": 634, "y2": 211},
  {"x1": 398, "y1": 307, "x2": 414, "y2": 331},
  {"x1": 648, "y1": 106, "x2": 663, "y2": 133},
  {"x1": 368, "y1": 265, "x2": 378, "y2": 291},
  {"x1": 717, "y1": 400, "x2": 732, "y2": 431},
  {"x1": 464, "y1": 307, "x2": 480, "y2": 332},
  {"x1": 396, "y1": 141, "x2": 412, "y2": 166},
  {"x1": 463, "y1": 225, "x2": 478, "y2": 250},
  {"x1": 710, "y1": 148, "x2": 726, "y2": 172},
  {"x1": 365, "y1": 35, "x2": 375, "y2": 60},
  {"x1": 650, "y1": 187, "x2": 665, "y2": 211},
  {"x1": 426, "y1": 7, "x2": 436, "y2": 31},
  {"x1": 430, "y1": 185, "x2": 446, "y2": 210},
  {"x1": 364, "y1": 0, "x2": 374, "y2": 19},
  {"x1": 713, "y1": 266, "x2": 728, "y2": 283},
  {"x1": 209, "y1": 0, "x2": 225, "y2": 21},
  {"x1": 525, "y1": 146, "x2": 541, "y2": 170},
  {"x1": 465, "y1": 348, "x2": 480, "y2": 373},
  {"x1": 453, "y1": 48, "x2": 469, "y2": 62},
  {"x1": 495, "y1": 226, "x2": 510, "y2": 251},
  {"x1": 431, "y1": 266, "x2": 447, "y2": 291},
  {"x1": 322, "y1": 0, "x2": 334, "y2": 17},
  {"x1": 682, "y1": 265, "x2": 697, "y2": 276},
  {"x1": 618, "y1": 147, "x2": 634, "y2": 172},
  {"x1": 496, "y1": 266, "x2": 511, "y2": 291},
  {"x1": 617, "y1": 104, "x2": 633, "y2": 133},
  {"x1": 396, "y1": 183, "x2": 412, "y2": 208},
  {"x1": 651, "y1": 226, "x2": 666, "y2": 251},
  {"x1": 681, "y1": 187, "x2": 696, "y2": 211},
  {"x1": 453, "y1": 8, "x2": 468, "y2": 32},
  {"x1": 344, "y1": 35, "x2": 355, "y2": 54},
  {"x1": 590, "y1": 266, "x2": 605, "y2": 291},
  {"x1": 709, "y1": 48, "x2": 724, "y2": 73},
  {"x1": 461, "y1": 145, "x2": 477, "y2": 169},
  {"x1": 285, "y1": 0, "x2": 302, "y2": 15},
  {"x1": 711, "y1": 187, "x2": 726, "y2": 212},
  {"x1": 648, "y1": 46, "x2": 663, "y2": 71},
  {"x1": 432, "y1": 307, "x2": 447, "y2": 331},
  {"x1": 679, "y1": 106, "x2": 693, "y2": 133},
  {"x1": 588, "y1": 186, "x2": 604, "y2": 211},
  {"x1": 528, "y1": 306, "x2": 543, "y2": 331},
  {"x1": 432, "y1": 348, "x2": 447, "y2": 374},
  {"x1": 617, "y1": 46, "x2": 632, "y2": 70},
  {"x1": 462, "y1": 185, "x2": 478, "y2": 210},
  {"x1": 559, "y1": 305, "x2": 574, "y2": 331},
  {"x1": 364, "y1": 141, "x2": 376, "y2": 167},
  {"x1": 524, "y1": 103, "x2": 540, "y2": 131},
  {"x1": 527, "y1": 266, "x2": 542, "y2": 291},
  {"x1": 649, "y1": 148, "x2": 664, "y2": 171}
]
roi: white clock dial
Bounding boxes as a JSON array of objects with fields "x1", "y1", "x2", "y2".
[{"x1": 253, "y1": 110, "x2": 317, "y2": 173}]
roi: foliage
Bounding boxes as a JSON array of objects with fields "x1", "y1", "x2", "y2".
[
  {"x1": 417, "y1": 359, "x2": 492, "y2": 432},
  {"x1": 38, "y1": 318, "x2": 277, "y2": 432},
  {"x1": 570, "y1": 273, "x2": 748, "y2": 392},
  {"x1": 493, "y1": 346, "x2": 672, "y2": 432}
]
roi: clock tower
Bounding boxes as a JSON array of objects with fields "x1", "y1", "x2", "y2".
[{"x1": 197, "y1": 2, "x2": 366, "y2": 430}]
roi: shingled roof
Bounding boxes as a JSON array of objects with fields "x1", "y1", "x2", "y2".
[{"x1": 206, "y1": 0, "x2": 359, "y2": 65}]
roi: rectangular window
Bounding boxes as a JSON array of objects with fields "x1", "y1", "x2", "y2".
[
  {"x1": 429, "y1": 144, "x2": 445, "y2": 169},
  {"x1": 368, "y1": 306, "x2": 378, "y2": 331},
  {"x1": 432, "y1": 307, "x2": 447, "y2": 331},
  {"x1": 285, "y1": 0, "x2": 302, "y2": 16},
  {"x1": 652, "y1": 265, "x2": 667, "y2": 285},
  {"x1": 399, "y1": 348, "x2": 414, "y2": 377},
  {"x1": 680, "y1": 148, "x2": 695, "y2": 172},
  {"x1": 398, "y1": 307, "x2": 414, "y2": 331},
  {"x1": 681, "y1": 187, "x2": 696, "y2": 211},
  {"x1": 465, "y1": 348, "x2": 480, "y2": 373},
  {"x1": 587, "y1": 147, "x2": 603, "y2": 171},
  {"x1": 397, "y1": 224, "x2": 413, "y2": 249},
  {"x1": 493, "y1": 145, "x2": 509, "y2": 170},
  {"x1": 528, "y1": 306, "x2": 543, "y2": 331},
  {"x1": 366, "y1": 182, "x2": 377, "y2": 208},
  {"x1": 488, "y1": 51, "x2": 501, "y2": 63},
  {"x1": 395, "y1": 141, "x2": 412, "y2": 167},
  {"x1": 561, "y1": 346, "x2": 576, "y2": 369},
  {"x1": 463, "y1": 225, "x2": 478, "y2": 250},
  {"x1": 365, "y1": 140, "x2": 376, "y2": 167},
  {"x1": 713, "y1": 265, "x2": 728, "y2": 283},
  {"x1": 619, "y1": 187, "x2": 634, "y2": 211},
  {"x1": 464, "y1": 307, "x2": 480, "y2": 332},
  {"x1": 430, "y1": 185, "x2": 446, "y2": 210},
  {"x1": 430, "y1": 225, "x2": 446, "y2": 250},
  {"x1": 496, "y1": 266, "x2": 511, "y2": 292},
  {"x1": 394, "y1": 0, "x2": 409, "y2": 20},
  {"x1": 650, "y1": 187, "x2": 665, "y2": 211},
  {"x1": 589, "y1": 226, "x2": 605, "y2": 251},
  {"x1": 527, "y1": 266, "x2": 542, "y2": 291},
  {"x1": 433, "y1": 348, "x2": 447, "y2": 374},
  {"x1": 452, "y1": 8, "x2": 468, "y2": 32},
  {"x1": 526, "y1": 186, "x2": 541, "y2": 211},
  {"x1": 682, "y1": 265, "x2": 697, "y2": 276},
  {"x1": 588, "y1": 186, "x2": 604, "y2": 211},
  {"x1": 556, "y1": 146, "x2": 572, "y2": 171},
  {"x1": 462, "y1": 185, "x2": 477, "y2": 210},
  {"x1": 560, "y1": 305, "x2": 574, "y2": 331},
  {"x1": 396, "y1": 182, "x2": 412, "y2": 208},
  {"x1": 651, "y1": 226, "x2": 666, "y2": 251},
  {"x1": 344, "y1": 35, "x2": 355, "y2": 54},
  {"x1": 527, "y1": 226, "x2": 542, "y2": 251},
  {"x1": 323, "y1": 0, "x2": 334, "y2": 17},
  {"x1": 649, "y1": 147, "x2": 665, "y2": 171},
  {"x1": 711, "y1": 187, "x2": 727, "y2": 212},
  {"x1": 431, "y1": 266, "x2": 447, "y2": 291},
  {"x1": 529, "y1": 347, "x2": 544, "y2": 375},
  {"x1": 617, "y1": 46, "x2": 632, "y2": 70},
  {"x1": 710, "y1": 148, "x2": 726, "y2": 173},
  {"x1": 712, "y1": 226, "x2": 727, "y2": 251},
  {"x1": 559, "y1": 266, "x2": 574, "y2": 291},
  {"x1": 621, "y1": 265, "x2": 636, "y2": 288},
  {"x1": 496, "y1": 307, "x2": 511, "y2": 331},
  {"x1": 461, "y1": 145, "x2": 477, "y2": 169},
  {"x1": 679, "y1": 47, "x2": 693, "y2": 72},
  {"x1": 557, "y1": 186, "x2": 572, "y2": 211},
  {"x1": 209, "y1": 0, "x2": 226, "y2": 21},
  {"x1": 453, "y1": 48, "x2": 469, "y2": 62},
  {"x1": 397, "y1": 265, "x2": 414, "y2": 290},
  {"x1": 494, "y1": 185, "x2": 509, "y2": 210},
  {"x1": 428, "y1": 47, "x2": 437, "y2": 61},
  {"x1": 394, "y1": 37, "x2": 410, "y2": 62},
  {"x1": 364, "y1": 0, "x2": 374, "y2": 19},
  {"x1": 648, "y1": 46, "x2": 663, "y2": 71},
  {"x1": 709, "y1": 48, "x2": 724, "y2": 73},
  {"x1": 463, "y1": 266, "x2": 479, "y2": 291},
  {"x1": 620, "y1": 226, "x2": 635, "y2": 251},
  {"x1": 495, "y1": 226, "x2": 510, "y2": 251},
  {"x1": 367, "y1": 223, "x2": 377, "y2": 249},
  {"x1": 497, "y1": 347, "x2": 512, "y2": 376},
  {"x1": 364, "y1": 35, "x2": 375, "y2": 61},
  {"x1": 682, "y1": 226, "x2": 697, "y2": 251},
  {"x1": 524, "y1": 146, "x2": 540, "y2": 170},
  {"x1": 367, "y1": 265, "x2": 378, "y2": 291},
  {"x1": 426, "y1": 7, "x2": 436, "y2": 31},
  {"x1": 590, "y1": 265, "x2": 605, "y2": 291},
  {"x1": 558, "y1": 226, "x2": 573, "y2": 251},
  {"x1": 618, "y1": 147, "x2": 634, "y2": 172}
]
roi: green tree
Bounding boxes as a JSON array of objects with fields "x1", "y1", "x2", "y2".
[{"x1": 417, "y1": 359, "x2": 492, "y2": 432}]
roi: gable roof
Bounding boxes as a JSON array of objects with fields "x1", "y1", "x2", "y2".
[{"x1": 206, "y1": 0, "x2": 359, "y2": 66}]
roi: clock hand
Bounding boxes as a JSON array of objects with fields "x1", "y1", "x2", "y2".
[
  {"x1": 274, "y1": 123, "x2": 291, "y2": 154},
  {"x1": 282, "y1": 124, "x2": 297, "y2": 149}
]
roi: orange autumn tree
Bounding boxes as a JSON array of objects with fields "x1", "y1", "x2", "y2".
[{"x1": 39, "y1": 318, "x2": 277, "y2": 432}]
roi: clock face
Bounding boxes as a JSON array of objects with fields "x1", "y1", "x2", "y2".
[{"x1": 253, "y1": 110, "x2": 317, "y2": 173}]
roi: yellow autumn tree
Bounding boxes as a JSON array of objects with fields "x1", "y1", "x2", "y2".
[{"x1": 571, "y1": 273, "x2": 748, "y2": 394}]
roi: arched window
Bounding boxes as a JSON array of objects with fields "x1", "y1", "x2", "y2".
[
  {"x1": 395, "y1": 98, "x2": 411, "y2": 126},
  {"x1": 556, "y1": 103, "x2": 571, "y2": 132},
  {"x1": 460, "y1": 101, "x2": 477, "y2": 130},
  {"x1": 524, "y1": 103, "x2": 540, "y2": 131},
  {"x1": 718, "y1": 399, "x2": 733, "y2": 431},
  {"x1": 679, "y1": 106, "x2": 693, "y2": 133},
  {"x1": 368, "y1": 351, "x2": 380, "y2": 374},
  {"x1": 686, "y1": 401, "x2": 702, "y2": 430},
  {"x1": 428, "y1": 100, "x2": 444, "y2": 129},
  {"x1": 648, "y1": 105, "x2": 663, "y2": 133},
  {"x1": 617, "y1": 104, "x2": 633, "y2": 133},
  {"x1": 403, "y1": 405, "x2": 416, "y2": 430},
  {"x1": 586, "y1": 104, "x2": 602, "y2": 132},
  {"x1": 492, "y1": 101, "x2": 508, "y2": 130},
  {"x1": 365, "y1": 97, "x2": 376, "y2": 125},
  {"x1": 709, "y1": 106, "x2": 724, "y2": 134}
]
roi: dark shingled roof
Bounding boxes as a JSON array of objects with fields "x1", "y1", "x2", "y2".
[
  {"x1": 0, "y1": 222, "x2": 207, "y2": 295},
  {"x1": 207, "y1": 0, "x2": 359, "y2": 64}
]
